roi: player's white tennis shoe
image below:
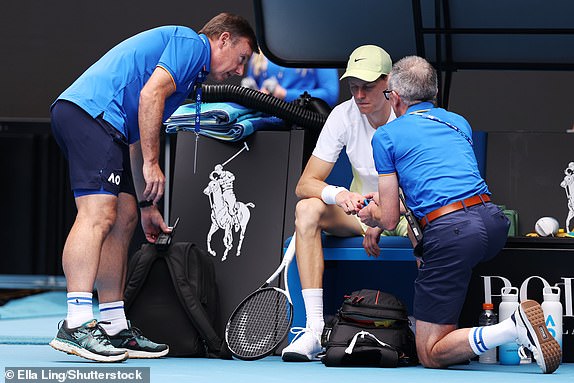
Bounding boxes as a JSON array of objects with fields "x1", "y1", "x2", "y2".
[
  {"x1": 281, "y1": 327, "x2": 323, "y2": 362},
  {"x1": 513, "y1": 300, "x2": 561, "y2": 374}
]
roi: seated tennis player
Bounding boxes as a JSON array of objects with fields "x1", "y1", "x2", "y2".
[{"x1": 282, "y1": 45, "x2": 408, "y2": 362}]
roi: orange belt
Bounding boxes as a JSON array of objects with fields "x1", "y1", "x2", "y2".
[{"x1": 419, "y1": 194, "x2": 491, "y2": 229}]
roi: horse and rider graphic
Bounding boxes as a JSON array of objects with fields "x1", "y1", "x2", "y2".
[
  {"x1": 561, "y1": 161, "x2": 574, "y2": 232},
  {"x1": 203, "y1": 143, "x2": 255, "y2": 261}
]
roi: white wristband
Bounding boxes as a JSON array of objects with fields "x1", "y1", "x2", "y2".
[{"x1": 321, "y1": 185, "x2": 348, "y2": 205}]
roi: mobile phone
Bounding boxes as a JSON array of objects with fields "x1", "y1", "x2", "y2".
[
  {"x1": 399, "y1": 192, "x2": 423, "y2": 243},
  {"x1": 155, "y1": 217, "x2": 180, "y2": 250}
]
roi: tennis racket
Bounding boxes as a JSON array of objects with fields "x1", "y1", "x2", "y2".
[{"x1": 225, "y1": 233, "x2": 296, "y2": 360}]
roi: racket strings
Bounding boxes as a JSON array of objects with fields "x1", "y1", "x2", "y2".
[{"x1": 226, "y1": 288, "x2": 292, "y2": 359}]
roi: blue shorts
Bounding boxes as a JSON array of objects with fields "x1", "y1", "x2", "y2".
[
  {"x1": 414, "y1": 202, "x2": 510, "y2": 324},
  {"x1": 50, "y1": 100, "x2": 135, "y2": 197}
]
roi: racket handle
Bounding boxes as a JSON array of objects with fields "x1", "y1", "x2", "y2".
[{"x1": 265, "y1": 233, "x2": 296, "y2": 284}]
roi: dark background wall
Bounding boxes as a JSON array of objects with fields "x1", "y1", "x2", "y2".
[
  {"x1": 1, "y1": 0, "x2": 573, "y2": 275},
  {"x1": 0, "y1": 0, "x2": 257, "y2": 275},
  {"x1": 0, "y1": 1, "x2": 255, "y2": 120}
]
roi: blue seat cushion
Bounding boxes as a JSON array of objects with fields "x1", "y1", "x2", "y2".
[{"x1": 284, "y1": 234, "x2": 414, "y2": 261}]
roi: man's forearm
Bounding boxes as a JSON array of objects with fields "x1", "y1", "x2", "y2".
[
  {"x1": 129, "y1": 142, "x2": 146, "y2": 201},
  {"x1": 138, "y1": 92, "x2": 164, "y2": 169}
]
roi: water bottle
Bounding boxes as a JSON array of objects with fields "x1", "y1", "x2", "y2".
[
  {"x1": 498, "y1": 287, "x2": 521, "y2": 365},
  {"x1": 541, "y1": 286, "x2": 563, "y2": 362},
  {"x1": 478, "y1": 303, "x2": 498, "y2": 364}
]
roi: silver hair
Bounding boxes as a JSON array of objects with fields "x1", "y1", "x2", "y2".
[{"x1": 388, "y1": 56, "x2": 438, "y2": 106}]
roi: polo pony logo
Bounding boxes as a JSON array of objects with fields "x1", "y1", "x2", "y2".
[
  {"x1": 203, "y1": 143, "x2": 254, "y2": 262},
  {"x1": 560, "y1": 161, "x2": 574, "y2": 231}
]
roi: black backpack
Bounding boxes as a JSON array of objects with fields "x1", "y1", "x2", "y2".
[
  {"x1": 124, "y1": 242, "x2": 230, "y2": 358},
  {"x1": 321, "y1": 289, "x2": 418, "y2": 367}
]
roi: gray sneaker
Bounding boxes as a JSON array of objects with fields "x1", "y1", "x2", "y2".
[
  {"x1": 49, "y1": 320, "x2": 128, "y2": 362},
  {"x1": 108, "y1": 323, "x2": 169, "y2": 359},
  {"x1": 514, "y1": 300, "x2": 561, "y2": 374}
]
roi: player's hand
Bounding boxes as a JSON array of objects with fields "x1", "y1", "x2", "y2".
[
  {"x1": 335, "y1": 190, "x2": 365, "y2": 215},
  {"x1": 142, "y1": 162, "x2": 165, "y2": 204},
  {"x1": 363, "y1": 227, "x2": 383, "y2": 257}
]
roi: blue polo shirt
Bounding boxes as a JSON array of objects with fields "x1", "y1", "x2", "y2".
[
  {"x1": 372, "y1": 102, "x2": 489, "y2": 218},
  {"x1": 57, "y1": 26, "x2": 210, "y2": 144}
]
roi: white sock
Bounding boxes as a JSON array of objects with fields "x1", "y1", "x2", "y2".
[
  {"x1": 468, "y1": 316, "x2": 517, "y2": 355},
  {"x1": 66, "y1": 292, "x2": 94, "y2": 328},
  {"x1": 98, "y1": 300, "x2": 129, "y2": 336},
  {"x1": 302, "y1": 288, "x2": 324, "y2": 333}
]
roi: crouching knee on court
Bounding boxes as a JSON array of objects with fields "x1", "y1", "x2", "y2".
[
  {"x1": 414, "y1": 322, "x2": 465, "y2": 369},
  {"x1": 417, "y1": 346, "x2": 449, "y2": 369}
]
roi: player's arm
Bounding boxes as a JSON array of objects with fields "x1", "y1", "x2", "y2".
[
  {"x1": 295, "y1": 155, "x2": 335, "y2": 199},
  {"x1": 296, "y1": 155, "x2": 364, "y2": 214},
  {"x1": 138, "y1": 66, "x2": 176, "y2": 204}
]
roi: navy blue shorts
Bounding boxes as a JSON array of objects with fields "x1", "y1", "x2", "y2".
[
  {"x1": 50, "y1": 100, "x2": 135, "y2": 197},
  {"x1": 413, "y1": 202, "x2": 510, "y2": 324}
]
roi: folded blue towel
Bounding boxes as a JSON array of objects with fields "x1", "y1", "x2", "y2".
[{"x1": 165, "y1": 102, "x2": 286, "y2": 142}]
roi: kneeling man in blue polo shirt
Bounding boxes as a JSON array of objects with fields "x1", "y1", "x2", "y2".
[{"x1": 359, "y1": 55, "x2": 561, "y2": 374}]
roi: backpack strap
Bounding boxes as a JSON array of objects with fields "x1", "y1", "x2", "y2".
[
  {"x1": 124, "y1": 244, "x2": 160, "y2": 311},
  {"x1": 161, "y1": 243, "x2": 229, "y2": 358},
  {"x1": 345, "y1": 331, "x2": 394, "y2": 354}
]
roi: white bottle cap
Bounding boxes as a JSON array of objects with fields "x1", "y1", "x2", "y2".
[
  {"x1": 501, "y1": 286, "x2": 519, "y2": 301},
  {"x1": 543, "y1": 286, "x2": 561, "y2": 301}
]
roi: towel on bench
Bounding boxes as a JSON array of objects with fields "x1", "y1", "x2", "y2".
[{"x1": 165, "y1": 102, "x2": 286, "y2": 142}]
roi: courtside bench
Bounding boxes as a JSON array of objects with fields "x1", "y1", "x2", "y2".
[{"x1": 284, "y1": 235, "x2": 417, "y2": 334}]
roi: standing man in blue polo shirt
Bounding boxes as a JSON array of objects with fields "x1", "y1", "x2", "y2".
[
  {"x1": 49, "y1": 13, "x2": 258, "y2": 362},
  {"x1": 360, "y1": 56, "x2": 561, "y2": 374}
]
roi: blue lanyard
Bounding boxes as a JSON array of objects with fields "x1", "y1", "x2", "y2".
[
  {"x1": 191, "y1": 67, "x2": 207, "y2": 174},
  {"x1": 194, "y1": 68, "x2": 207, "y2": 134},
  {"x1": 410, "y1": 110, "x2": 473, "y2": 146}
]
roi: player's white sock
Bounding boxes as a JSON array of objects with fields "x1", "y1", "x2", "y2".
[
  {"x1": 66, "y1": 292, "x2": 94, "y2": 328},
  {"x1": 302, "y1": 288, "x2": 324, "y2": 334},
  {"x1": 98, "y1": 300, "x2": 129, "y2": 336},
  {"x1": 468, "y1": 316, "x2": 517, "y2": 355}
]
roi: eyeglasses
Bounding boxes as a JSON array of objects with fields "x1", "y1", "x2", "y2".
[{"x1": 383, "y1": 89, "x2": 393, "y2": 100}]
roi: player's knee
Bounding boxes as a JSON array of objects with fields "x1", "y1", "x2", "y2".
[{"x1": 295, "y1": 198, "x2": 325, "y2": 230}]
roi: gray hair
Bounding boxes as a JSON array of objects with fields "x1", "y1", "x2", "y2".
[{"x1": 388, "y1": 56, "x2": 438, "y2": 106}]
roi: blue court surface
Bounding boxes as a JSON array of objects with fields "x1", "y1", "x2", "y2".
[{"x1": 1, "y1": 292, "x2": 573, "y2": 383}]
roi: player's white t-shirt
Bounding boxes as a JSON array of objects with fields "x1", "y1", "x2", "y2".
[{"x1": 312, "y1": 98, "x2": 396, "y2": 196}]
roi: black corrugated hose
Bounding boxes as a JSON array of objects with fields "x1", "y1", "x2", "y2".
[{"x1": 201, "y1": 84, "x2": 328, "y2": 131}]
